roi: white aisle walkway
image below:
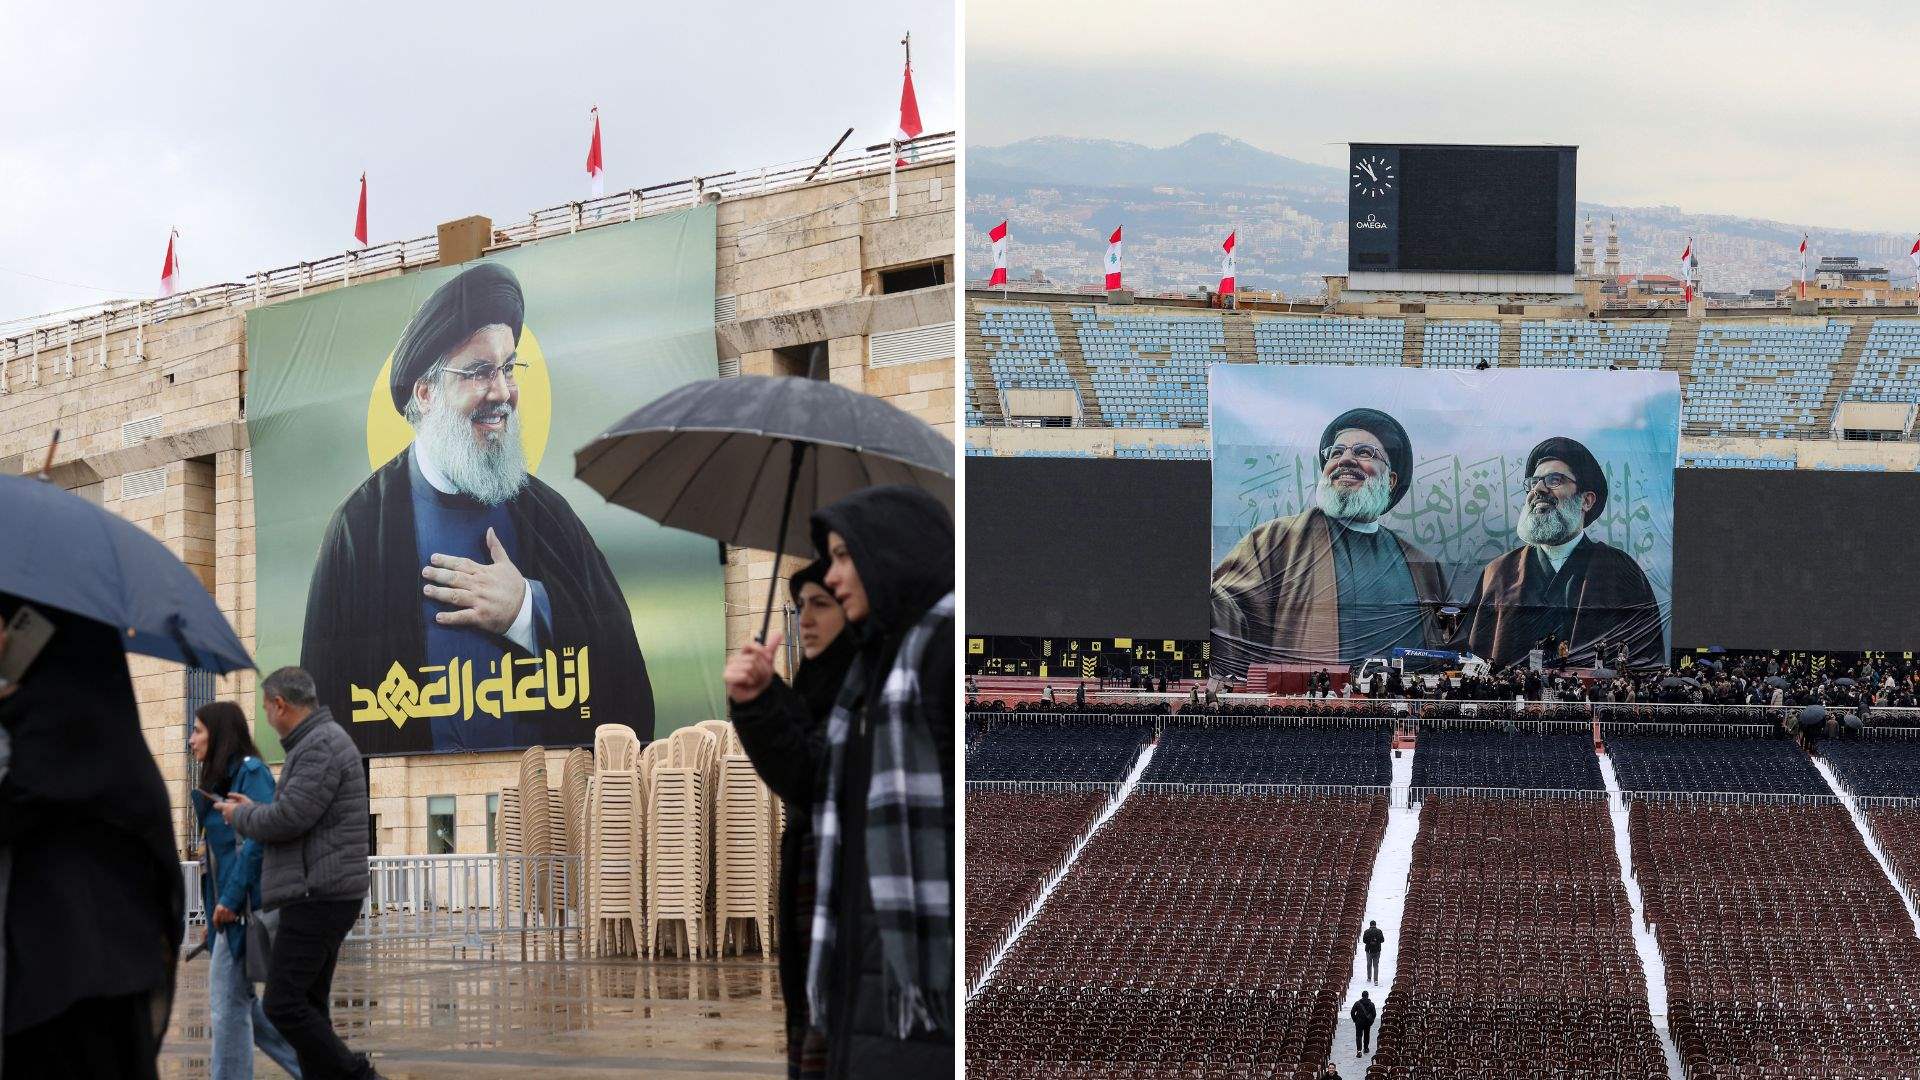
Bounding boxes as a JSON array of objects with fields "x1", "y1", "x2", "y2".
[
  {"x1": 1809, "y1": 755, "x2": 1920, "y2": 939},
  {"x1": 1331, "y1": 747, "x2": 1420, "y2": 1080},
  {"x1": 966, "y1": 741, "x2": 1157, "y2": 1001},
  {"x1": 1597, "y1": 752, "x2": 1683, "y2": 1080}
]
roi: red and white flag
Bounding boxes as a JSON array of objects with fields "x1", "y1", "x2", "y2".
[
  {"x1": 1104, "y1": 226, "x2": 1124, "y2": 291},
  {"x1": 895, "y1": 60, "x2": 923, "y2": 166},
  {"x1": 354, "y1": 173, "x2": 369, "y2": 247},
  {"x1": 586, "y1": 107, "x2": 605, "y2": 197},
  {"x1": 1679, "y1": 238, "x2": 1695, "y2": 303},
  {"x1": 988, "y1": 220, "x2": 1009, "y2": 287},
  {"x1": 1909, "y1": 235, "x2": 1919, "y2": 272},
  {"x1": 1797, "y1": 234, "x2": 1807, "y2": 299},
  {"x1": 159, "y1": 229, "x2": 180, "y2": 298},
  {"x1": 1219, "y1": 231, "x2": 1237, "y2": 296}
]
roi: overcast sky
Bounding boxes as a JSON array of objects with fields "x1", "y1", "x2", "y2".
[
  {"x1": 969, "y1": 1, "x2": 1920, "y2": 235},
  {"x1": 0, "y1": 1, "x2": 953, "y2": 325}
]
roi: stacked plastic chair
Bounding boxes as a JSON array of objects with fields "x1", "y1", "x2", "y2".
[
  {"x1": 649, "y1": 725, "x2": 718, "y2": 957},
  {"x1": 714, "y1": 722, "x2": 778, "y2": 957},
  {"x1": 496, "y1": 785, "x2": 523, "y2": 916},
  {"x1": 517, "y1": 746, "x2": 554, "y2": 918},
  {"x1": 587, "y1": 724, "x2": 644, "y2": 957}
]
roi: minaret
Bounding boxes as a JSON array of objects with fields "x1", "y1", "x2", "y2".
[
  {"x1": 1579, "y1": 216, "x2": 1596, "y2": 276},
  {"x1": 1602, "y1": 216, "x2": 1622, "y2": 279}
]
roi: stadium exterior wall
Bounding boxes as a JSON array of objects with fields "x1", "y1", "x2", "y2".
[{"x1": 0, "y1": 156, "x2": 954, "y2": 857}]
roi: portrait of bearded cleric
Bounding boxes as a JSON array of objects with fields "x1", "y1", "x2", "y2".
[{"x1": 300, "y1": 261, "x2": 653, "y2": 753}]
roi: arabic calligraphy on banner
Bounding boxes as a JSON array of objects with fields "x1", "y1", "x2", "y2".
[
  {"x1": 350, "y1": 646, "x2": 592, "y2": 729},
  {"x1": 1225, "y1": 450, "x2": 1662, "y2": 569}
]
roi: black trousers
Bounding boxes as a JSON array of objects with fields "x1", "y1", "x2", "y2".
[
  {"x1": 1354, "y1": 1022, "x2": 1372, "y2": 1053},
  {"x1": 3, "y1": 992, "x2": 160, "y2": 1079},
  {"x1": 262, "y1": 898, "x2": 368, "y2": 1080},
  {"x1": 1366, "y1": 949, "x2": 1381, "y2": 981}
]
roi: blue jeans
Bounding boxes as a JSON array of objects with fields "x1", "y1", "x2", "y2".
[{"x1": 211, "y1": 928, "x2": 304, "y2": 1079}]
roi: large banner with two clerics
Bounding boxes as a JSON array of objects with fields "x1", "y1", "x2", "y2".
[
  {"x1": 1210, "y1": 365, "x2": 1679, "y2": 678},
  {"x1": 246, "y1": 208, "x2": 724, "y2": 757}
]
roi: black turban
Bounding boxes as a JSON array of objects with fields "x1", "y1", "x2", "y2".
[
  {"x1": 1320, "y1": 407, "x2": 1413, "y2": 511},
  {"x1": 1527, "y1": 436, "x2": 1608, "y2": 525},
  {"x1": 389, "y1": 261, "x2": 526, "y2": 413}
]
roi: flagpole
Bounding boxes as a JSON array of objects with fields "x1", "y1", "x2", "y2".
[{"x1": 889, "y1": 31, "x2": 908, "y2": 220}]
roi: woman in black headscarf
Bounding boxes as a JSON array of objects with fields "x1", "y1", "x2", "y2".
[
  {"x1": 1, "y1": 593, "x2": 183, "y2": 1079},
  {"x1": 729, "y1": 560, "x2": 856, "y2": 1080}
]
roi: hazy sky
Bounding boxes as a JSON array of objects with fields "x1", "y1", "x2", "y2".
[
  {"x1": 0, "y1": 1, "x2": 953, "y2": 325},
  {"x1": 969, "y1": 1, "x2": 1920, "y2": 235}
]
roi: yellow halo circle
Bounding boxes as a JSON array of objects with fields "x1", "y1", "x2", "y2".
[{"x1": 366, "y1": 326, "x2": 553, "y2": 475}]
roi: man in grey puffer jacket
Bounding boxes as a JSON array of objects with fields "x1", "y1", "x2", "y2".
[{"x1": 218, "y1": 667, "x2": 379, "y2": 1080}]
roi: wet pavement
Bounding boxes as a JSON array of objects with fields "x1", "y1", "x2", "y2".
[{"x1": 160, "y1": 937, "x2": 785, "y2": 1078}]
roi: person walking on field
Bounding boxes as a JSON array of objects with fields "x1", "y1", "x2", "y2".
[
  {"x1": 217, "y1": 667, "x2": 380, "y2": 1080},
  {"x1": 1363, "y1": 919, "x2": 1386, "y2": 983},
  {"x1": 1350, "y1": 991, "x2": 1377, "y2": 1057}
]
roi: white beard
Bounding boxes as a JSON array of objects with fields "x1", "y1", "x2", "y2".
[
  {"x1": 1315, "y1": 470, "x2": 1393, "y2": 524},
  {"x1": 1517, "y1": 490, "x2": 1586, "y2": 547},
  {"x1": 414, "y1": 399, "x2": 529, "y2": 506}
]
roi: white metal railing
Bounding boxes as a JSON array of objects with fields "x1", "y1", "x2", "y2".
[
  {"x1": 0, "y1": 132, "x2": 954, "y2": 368},
  {"x1": 179, "y1": 852, "x2": 585, "y2": 948}
]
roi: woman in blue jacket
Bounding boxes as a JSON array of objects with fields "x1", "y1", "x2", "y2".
[{"x1": 190, "y1": 701, "x2": 302, "y2": 1079}]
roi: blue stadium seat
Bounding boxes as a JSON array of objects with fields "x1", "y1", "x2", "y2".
[
  {"x1": 1840, "y1": 320, "x2": 1920, "y2": 404},
  {"x1": 1682, "y1": 322, "x2": 1849, "y2": 436},
  {"x1": 980, "y1": 306, "x2": 1077, "y2": 404},
  {"x1": 1069, "y1": 308, "x2": 1223, "y2": 427},
  {"x1": 1254, "y1": 316, "x2": 1403, "y2": 365},
  {"x1": 1144, "y1": 723, "x2": 1391, "y2": 786},
  {"x1": 1518, "y1": 320, "x2": 1669, "y2": 369},
  {"x1": 968, "y1": 722, "x2": 1152, "y2": 783},
  {"x1": 1607, "y1": 735, "x2": 1826, "y2": 796},
  {"x1": 1421, "y1": 320, "x2": 1501, "y2": 368},
  {"x1": 1678, "y1": 454, "x2": 1795, "y2": 470},
  {"x1": 1411, "y1": 728, "x2": 1604, "y2": 791}
]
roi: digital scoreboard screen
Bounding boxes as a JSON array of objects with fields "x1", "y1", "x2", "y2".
[{"x1": 1347, "y1": 144, "x2": 1575, "y2": 275}]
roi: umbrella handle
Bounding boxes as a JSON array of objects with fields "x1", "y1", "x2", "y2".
[{"x1": 757, "y1": 441, "x2": 809, "y2": 646}]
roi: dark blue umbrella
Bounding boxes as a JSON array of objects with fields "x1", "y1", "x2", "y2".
[{"x1": 0, "y1": 473, "x2": 252, "y2": 673}]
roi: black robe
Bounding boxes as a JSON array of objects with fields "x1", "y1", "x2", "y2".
[
  {"x1": 301, "y1": 447, "x2": 652, "y2": 755},
  {"x1": 1459, "y1": 536, "x2": 1663, "y2": 671}
]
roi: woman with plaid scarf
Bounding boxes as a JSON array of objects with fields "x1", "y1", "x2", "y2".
[{"x1": 725, "y1": 486, "x2": 953, "y2": 1080}]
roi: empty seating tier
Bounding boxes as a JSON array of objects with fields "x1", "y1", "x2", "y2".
[
  {"x1": 1410, "y1": 726, "x2": 1604, "y2": 792},
  {"x1": 967, "y1": 792, "x2": 1388, "y2": 1079},
  {"x1": 1420, "y1": 320, "x2": 1500, "y2": 368},
  {"x1": 980, "y1": 306, "x2": 1074, "y2": 396},
  {"x1": 1841, "y1": 320, "x2": 1920, "y2": 403},
  {"x1": 1679, "y1": 454, "x2": 1795, "y2": 470},
  {"x1": 1684, "y1": 322, "x2": 1849, "y2": 437},
  {"x1": 1144, "y1": 721, "x2": 1392, "y2": 787},
  {"x1": 1822, "y1": 736, "x2": 1920, "y2": 797},
  {"x1": 1069, "y1": 308, "x2": 1223, "y2": 427},
  {"x1": 1631, "y1": 802, "x2": 1920, "y2": 1078},
  {"x1": 1865, "y1": 806, "x2": 1920, "y2": 915},
  {"x1": 1518, "y1": 320, "x2": 1670, "y2": 369},
  {"x1": 1606, "y1": 734, "x2": 1827, "y2": 796},
  {"x1": 1255, "y1": 316, "x2": 1405, "y2": 365},
  {"x1": 1369, "y1": 797, "x2": 1664, "y2": 1079},
  {"x1": 966, "y1": 721, "x2": 1151, "y2": 783},
  {"x1": 965, "y1": 790, "x2": 1107, "y2": 986}
]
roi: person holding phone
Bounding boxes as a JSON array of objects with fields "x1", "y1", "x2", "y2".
[{"x1": 191, "y1": 702, "x2": 302, "y2": 1079}]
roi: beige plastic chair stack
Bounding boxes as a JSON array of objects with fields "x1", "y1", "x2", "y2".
[
  {"x1": 497, "y1": 785, "x2": 523, "y2": 916},
  {"x1": 715, "y1": 722, "x2": 777, "y2": 956},
  {"x1": 518, "y1": 746, "x2": 553, "y2": 916},
  {"x1": 767, "y1": 794, "x2": 785, "y2": 954},
  {"x1": 588, "y1": 724, "x2": 645, "y2": 956},
  {"x1": 648, "y1": 725, "x2": 718, "y2": 958},
  {"x1": 559, "y1": 747, "x2": 591, "y2": 912}
]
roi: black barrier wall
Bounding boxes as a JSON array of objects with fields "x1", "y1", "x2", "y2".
[
  {"x1": 1673, "y1": 469, "x2": 1920, "y2": 651},
  {"x1": 966, "y1": 458, "x2": 1210, "y2": 638}
]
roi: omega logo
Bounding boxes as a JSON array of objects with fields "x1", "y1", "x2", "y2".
[{"x1": 1354, "y1": 214, "x2": 1388, "y2": 230}]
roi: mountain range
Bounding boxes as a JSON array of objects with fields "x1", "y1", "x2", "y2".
[{"x1": 966, "y1": 134, "x2": 1919, "y2": 297}]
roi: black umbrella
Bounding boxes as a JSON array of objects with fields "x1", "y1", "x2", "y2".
[
  {"x1": 1799, "y1": 703, "x2": 1827, "y2": 729},
  {"x1": 1659, "y1": 676, "x2": 1697, "y2": 690},
  {"x1": 575, "y1": 375, "x2": 954, "y2": 639},
  {"x1": 1591, "y1": 666, "x2": 1618, "y2": 680},
  {"x1": 1765, "y1": 676, "x2": 1791, "y2": 689},
  {"x1": 1832, "y1": 677, "x2": 1858, "y2": 688}
]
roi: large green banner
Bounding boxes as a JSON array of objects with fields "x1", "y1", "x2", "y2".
[{"x1": 247, "y1": 208, "x2": 723, "y2": 757}]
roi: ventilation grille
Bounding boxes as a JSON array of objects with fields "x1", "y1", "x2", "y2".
[
  {"x1": 714, "y1": 294, "x2": 739, "y2": 323},
  {"x1": 868, "y1": 322, "x2": 954, "y2": 367},
  {"x1": 242, "y1": 449, "x2": 252, "y2": 477},
  {"x1": 121, "y1": 467, "x2": 166, "y2": 500},
  {"x1": 121, "y1": 415, "x2": 163, "y2": 447},
  {"x1": 717, "y1": 356, "x2": 741, "y2": 379}
]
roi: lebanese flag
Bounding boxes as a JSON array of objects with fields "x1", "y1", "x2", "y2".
[
  {"x1": 1797, "y1": 234, "x2": 1807, "y2": 299},
  {"x1": 1219, "y1": 231, "x2": 1237, "y2": 296},
  {"x1": 354, "y1": 173, "x2": 369, "y2": 247},
  {"x1": 1909, "y1": 235, "x2": 1919, "y2": 272},
  {"x1": 159, "y1": 229, "x2": 180, "y2": 298},
  {"x1": 1679, "y1": 238, "x2": 1695, "y2": 303},
  {"x1": 895, "y1": 61, "x2": 923, "y2": 166},
  {"x1": 988, "y1": 220, "x2": 1009, "y2": 287},
  {"x1": 586, "y1": 107, "x2": 605, "y2": 196},
  {"x1": 1104, "y1": 226, "x2": 1123, "y2": 291}
]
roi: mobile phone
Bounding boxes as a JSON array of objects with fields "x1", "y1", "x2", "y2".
[{"x1": 0, "y1": 604, "x2": 55, "y2": 687}]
